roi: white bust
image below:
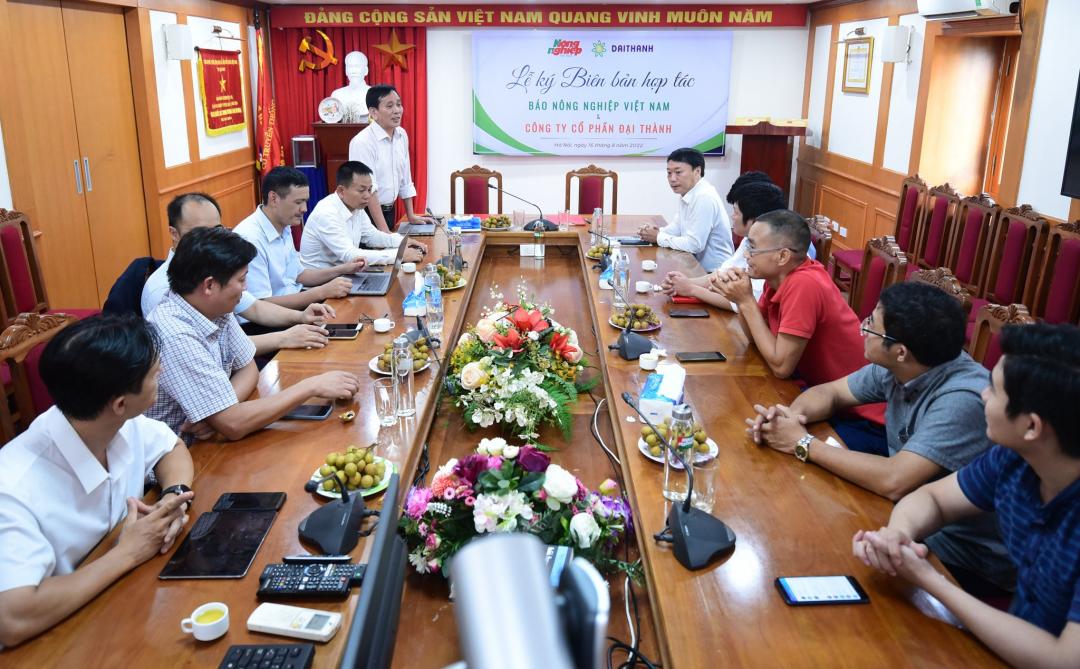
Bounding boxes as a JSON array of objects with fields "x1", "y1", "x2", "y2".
[{"x1": 330, "y1": 51, "x2": 370, "y2": 123}]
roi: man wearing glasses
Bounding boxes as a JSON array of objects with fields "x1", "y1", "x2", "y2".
[{"x1": 747, "y1": 282, "x2": 1013, "y2": 598}]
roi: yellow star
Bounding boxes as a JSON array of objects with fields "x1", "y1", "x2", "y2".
[
  {"x1": 219, "y1": 76, "x2": 227, "y2": 93},
  {"x1": 373, "y1": 29, "x2": 415, "y2": 70}
]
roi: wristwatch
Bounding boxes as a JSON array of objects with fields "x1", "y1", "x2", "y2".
[
  {"x1": 161, "y1": 483, "x2": 192, "y2": 498},
  {"x1": 794, "y1": 434, "x2": 813, "y2": 462}
]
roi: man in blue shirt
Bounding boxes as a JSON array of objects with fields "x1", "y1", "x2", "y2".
[{"x1": 854, "y1": 323, "x2": 1080, "y2": 666}]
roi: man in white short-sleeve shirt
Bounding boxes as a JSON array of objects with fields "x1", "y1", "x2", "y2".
[
  {"x1": 146, "y1": 226, "x2": 361, "y2": 444},
  {"x1": 348, "y1": 84, "x2": 436, "y2": 232},
  {"x1": 300, "y1": 161, "x2": 427, "y2": 269},
  {"x1": 0, "y1": 315, "x2": 195, "y2": 647},
  {"x1": 637, "y1": 148, "x2": 734, "y2": 272}
]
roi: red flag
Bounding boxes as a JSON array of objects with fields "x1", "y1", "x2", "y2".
[{"x1": 255, "y1": 25, "x2": 284, "y2": 177}]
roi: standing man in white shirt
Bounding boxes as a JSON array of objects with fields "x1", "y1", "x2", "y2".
[
  {"x1": 300, "y1": 161, "x2": 428, "y2": 269},
  {"x1": 637, "y1": 148, "x2": 734, "y2": 272},
  {"x1": 233, "y1": 167, "x2": 366, "y2": 313},
  {"x1": 0, "y1": 315, "x2": 194, "y2": 646},
  {"x1": 348, "y1": 84, "x2": 436, "y2": 232}
]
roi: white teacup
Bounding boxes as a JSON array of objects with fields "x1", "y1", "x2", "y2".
[
  {"x1": 639, "y1": 352, "x2": 659, "y2": 370},
  {"x1": 641, "y1": 260, "x2": 657, "y2": 271},
  {"x1": 373, "y1": 318, "x2": 395, "y2": 333},
  {"x1": 635, "y1": 280, "x2": 652, "y2": 294},
  {"x1": 401, "y1": 262, "x2": 416, "y2": 274},
  {"x1": 181, "y1": 602, "x2": 229, "y2": 642}
]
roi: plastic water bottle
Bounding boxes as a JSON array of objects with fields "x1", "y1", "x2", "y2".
[
  {"x1": 611, "y1": 242, "x2": 629, "y2": 309},
  {"x1": 663, "y1": 404, "x2": 696, "y2": 502},
  {"x1": 392, "y1": 334, "x2": 416, "y2": 417},
  {"x1": 424, "y1": 264, "x2": 444, "y2": 338},
  {"x1": 533, "y1": 228, "x2": 545, "y2": 259},
  {"x1": 591, "y1": 207, "x2": 604, "y2": 247}
]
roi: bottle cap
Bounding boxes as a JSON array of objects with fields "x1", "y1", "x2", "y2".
[{"x1": 671, "y1": 404, "x2": 693, "y2": 422}]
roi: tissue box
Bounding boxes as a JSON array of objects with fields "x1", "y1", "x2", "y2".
[{"x1": 639, "y1": 364, "x2": 686, "y2": 424}]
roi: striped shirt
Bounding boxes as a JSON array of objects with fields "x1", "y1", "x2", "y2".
[
  {"x1": 958, "y1": 445, "x2": 1080, "y2": 635},
  {"x1": 145, "y1": 291, "x2": 255, "y2": 443}
]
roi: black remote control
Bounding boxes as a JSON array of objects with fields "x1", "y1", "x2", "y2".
[
  {"x1": 219, "y1": 643, "x2": 314, "y2": 669},
  {"x1": 256, "y1": 562, "x2": 365, "y2": 600}
]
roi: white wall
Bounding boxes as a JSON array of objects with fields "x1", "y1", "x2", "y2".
[
  {"x1": 186, "y1": 15, "x2": 250, "y2": 160},
  {"x1": 806, "y1": 24, "x2": 832, "y2": 150},
  {"x1": 827, "y1": 17, "x2": 889, "y2": 163},
  {"x1": 149, "y1": 11, "x2": 191, "y2": 167},
  {"x1": 0, "y1": 117, "x2": 11, "y2": 209},
  {"x1": 882, "y1": 14, "x2": 926, "y2": 174},
  {"x1": 1017, "y1": 0, "x2": 1080, "y2": 220},
  {"x1": 426, "y1": 27, "x2": 808, "y2": 221}
]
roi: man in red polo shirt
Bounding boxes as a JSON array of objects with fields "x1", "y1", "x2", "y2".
[{"x1": 712, "y1": 208, "x2": 883, "y2": 425}]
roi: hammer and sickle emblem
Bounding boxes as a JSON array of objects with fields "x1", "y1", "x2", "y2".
[{"x1": 298, "y1": 29, "x2": 337, "y2": 72}]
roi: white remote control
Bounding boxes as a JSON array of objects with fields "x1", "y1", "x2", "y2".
[{"x1": 247, "y1": 602, "x2": 342, "y2": 643}]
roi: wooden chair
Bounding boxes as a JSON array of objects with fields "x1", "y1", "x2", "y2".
[
  {"x1": 1025, "y1": 221, "x2": 1080, "y2": 324},
  {"x1": 909, "y1": 267, "x2": 973, "y2": 319},
  {"x1": 967, "y1": 204, "x2": 1048, "y2": 326},
  {"x1": 450, "y1": 166, "x2": 503, "y2": 216},
  {"x1": 967, "y1": 302, "x2": 1034, "y2": 370},
  {"x1": 806, "y1": 215, "x2": 833, "y2": 269},
  {"x1": 565, "y1": 164, "x2": 618, "y2": 215},
  {"x1": 832, "y1": 174, "x2": 926, "y2": 292},
  {"x1": 910, "y1": 183, "x2": 961, "y2": 273},
  {"x1": 945, "y1": 193, "x2": 999, "y2": 296},
  {"x1": 1, "y1": 311, "x2": 76, "y2": 442},
  {"x1": 0, "y1": 209, "x2": 99, "y2": 329},
  {"x1": 852, "y1": 236, "x2": 908, "y2": 320}
]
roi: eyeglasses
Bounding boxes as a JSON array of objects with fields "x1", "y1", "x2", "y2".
[
  {"x1": 744, "y1": 245, "x2": 797, "y2": 257},
  {"x1": 860, "y1": 315, "x2": 898, "y2": 344}
]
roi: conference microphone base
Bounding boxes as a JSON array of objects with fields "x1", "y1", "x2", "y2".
[
  {"x1": 655, "y1": 502, "x2": 737, "y2": 570},
  {"x1": 609, "y1": 329, "x2": 654, "y2": 360},
  {"x1": 298, "y1": 494, "x2": 372, "y2": 555},
  {"x1": 524, "y1": 218, "x2": 559, "y2": 232}
]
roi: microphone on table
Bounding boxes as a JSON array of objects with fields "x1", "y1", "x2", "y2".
[
  {"x1": 607, "y1": 283, "x2": 654, "y2": 361},
  {"x1": 299, "y1": 472, "x2": 378, "y2": 555},
  {"x1": 587, "y1": 228, "x2": 613, "y2": 273},
  {"x1": 487, "y1": 183, "x2": 558, "y2": 232},
  {"x1": 620, "y1": 391, "x2": 736, "y2": 570}
]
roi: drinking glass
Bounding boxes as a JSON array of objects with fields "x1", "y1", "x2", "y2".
[
  {"x1": 373, "y1": 378, "x2": 397, "y2": 427},
  {"x1": 690, "y1": 451, "x2": 719, "y2": 513},
  {"x1": 559, "y1": 209, "x2": 571, "y2": 232},
  {"x1": 512, "y1": 209, "x2": 525, "y2": 228}
]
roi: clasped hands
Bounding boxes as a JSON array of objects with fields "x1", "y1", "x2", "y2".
[
  {"x1": 660, "y1": 267, "x2": 754, "y2": 304},
  {"x1": 852, "y1": 527, "x2": 941, "y2": 588},
  {"x1": 118, "y1": 490, "x2": 194, "y2": 563},
  {"x1": 745, "y1": 403, "x2": 809, "y2": 454}
]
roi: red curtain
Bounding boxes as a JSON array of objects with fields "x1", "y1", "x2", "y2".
[{"x1": 267, "y1": 23, "x2": 428, "y2": 211}]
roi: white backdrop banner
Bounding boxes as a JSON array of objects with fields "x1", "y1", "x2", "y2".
[{"x1": 472, "y1": 30, "x2": 732, "y2": 156}]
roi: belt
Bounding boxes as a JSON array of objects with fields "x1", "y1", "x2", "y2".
[{"x1": 381, "y1": 203, "x2": 397, "y2": 229}]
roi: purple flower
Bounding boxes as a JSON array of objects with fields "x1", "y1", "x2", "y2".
[
  {"x1": 405, "y1": 487, "x2": 433, "y2": 520},
  {"x1": 517, "y1": 446, "x2": 550, "y2": 472},
  {"x1": 455, "y1": 454, "x2": 494, "y2": 483},
  {"x1": 487, "y1": 456, "x2": 504, "y2": 470}
]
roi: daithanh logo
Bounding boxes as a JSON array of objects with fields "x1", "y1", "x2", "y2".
[
  {"x1": 610, "y1": 43, "x2": 655, "y2": 53},
  {"x1": 592, "y1": 41, "x2": 607, "y2": 57},
  {"x1": 547, "y1": 38, "x2": 583, "y2": 56}
]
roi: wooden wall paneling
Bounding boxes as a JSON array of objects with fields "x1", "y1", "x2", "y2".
[
  {"x1": 63, "y1": 0, "x2": 150, "y2": 304},
  {"x1": 817, "y1": 22, "x2": 839, "y2": 152},
  {"x1": 996, "y1": 0, "x2": 1047, "y2": 208},
  {"x1": 5, "y1": 0, "x2": 99, "y2": 308},
  {"x1": 871, "y1": 15, "x2": 899, "y2": 169},
  {"x1": 795, "y1": 175, "x2": 819, "y2": 216},
  {"x1": 1070, "y1": 199, "x2": 1080, "y2": 223},
  {"x1": 820, "y1": 184, "x2": 869, "y2": 250},
  {"x1": 874, "y1": 206, "x2": 896, "y2": 240}
]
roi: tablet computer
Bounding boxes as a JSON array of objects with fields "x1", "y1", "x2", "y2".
[{"x1": 159, "y1": 509, "x2": 277, "y2": 579}]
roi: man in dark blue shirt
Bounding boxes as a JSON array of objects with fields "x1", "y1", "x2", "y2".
[{"x1": 853, "y1": 323, "x2": 1080, "y2": 666}]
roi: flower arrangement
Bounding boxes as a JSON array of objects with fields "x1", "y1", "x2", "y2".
[
  {"x1": 446, "y1": 284, "x2": 595, "y2": 441},
  {"x1": 399, "y1": 437, "x2": 635, "y2": 577}
]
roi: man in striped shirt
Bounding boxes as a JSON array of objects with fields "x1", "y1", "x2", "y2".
[{"x1": 854, "y1": 323, "x2": 1080, "y2": 666}]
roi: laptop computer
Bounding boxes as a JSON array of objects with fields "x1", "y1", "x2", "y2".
[
  {"x1": 349, "y1": 236, "x2": 409, "y2": 296},
  {"x1": 397, "y1": 212, "x2": 442, "y2": 236}
]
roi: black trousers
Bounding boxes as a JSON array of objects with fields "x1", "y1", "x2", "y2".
[{"x1": 381, "y1": 203, "x2": 398, "y2": 230}]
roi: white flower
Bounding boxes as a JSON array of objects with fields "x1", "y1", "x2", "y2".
[
  {"x1": 543, "y1": 464, "x2": 578, "y2": 509},
  {"x1": 502, "y1": 445, "x2": 520, "y2": 459},
  {"x1": 460, "y1": 361, "x2": 489, "y2": 390},
  {"x1": 473, "y1": 491, "x2": 533, "y2": 533},
  {"x1": 433, "y1": 458, "x2": 459, "y2": 483},
  {"x1": 528, "y1": 330, "x2": 540, "y2": 341},
  {"x1": 458, "y1": 332, "x2": 475, "y2": 346},
  {"x1": 569, "y1": 513, "x2": 601, "y2": 549},
  {"x1": 475, "y1": 318, "x2": 498, "y2": 343},
  {"x1": 408, "y1": 548, "x2": 431, "y2": 574},
  {"x1": 478, "y1": 437, "x2": 507, "y2": 456}
]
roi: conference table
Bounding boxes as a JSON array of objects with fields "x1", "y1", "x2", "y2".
[{"x1": 1, "y1": 216, "x2": 1001, "y2": 668}]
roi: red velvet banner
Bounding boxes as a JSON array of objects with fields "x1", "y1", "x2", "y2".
[
  {"x1": 268, "y1": 26, "x2": 427, "y2": 211},
  {"x1": 196, "y1": 48, "x2": 246, "y2": 136},
  {"x1": 271, "y1": 4, "x2": 806, "y2": 28}
]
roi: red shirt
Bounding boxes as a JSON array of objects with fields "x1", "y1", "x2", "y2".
[{"x1": 758, "y1": 259, "x2": 884, "y2": 424}]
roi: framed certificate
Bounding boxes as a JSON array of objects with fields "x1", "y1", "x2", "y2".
[{"x1": 842, "y1": 37, "x2": 874, "y2": 94}]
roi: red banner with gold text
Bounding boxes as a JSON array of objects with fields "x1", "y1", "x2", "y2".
[
  {"x1": 196, "y1": 48, "x2": 247, "y2": 136},
  {"x1": 271, "y1": 4, "x2": 806, "y2": 29}
]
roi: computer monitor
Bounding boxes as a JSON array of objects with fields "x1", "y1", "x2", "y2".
[{"x1": 338, "y1": 473, "x2": 407, "y2": 669}]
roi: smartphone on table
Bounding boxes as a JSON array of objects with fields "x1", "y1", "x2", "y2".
[
  {"x1": 282, "y1": 404, "x2": 332, "y2": 420},
  {"x1": 675, "y1": 351, "x2": 727, "y2": 363},
  {"x1": 775, "y1": 575, "x2": 870, "y2": 606}
]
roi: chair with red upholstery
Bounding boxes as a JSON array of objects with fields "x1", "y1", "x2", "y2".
[
  {"x1": 945, "y1": 193, "x2": 999, "y2": 296},
  {"x1": 909, "y1": 267, "x2": 973, "y2": 319},
  {"x1": 910, "y1": 183, "x2": 961, "y2": 273},
  {"x1": 806, "y1": 215, "x2": 833, "y2": 269},
  {"x1": 565, "y1": 164, "x2": 618, "y2": 215},
  {"x1": 1025, "y1": 221, "x2": 1080, "y2": 325},
  {"x1": 1, "y1": 311, "x2": 76, "y2": 443},
  {"x1": 831, "y1": 174, "x2": 926, "y2": 291},
  {"x1": 967, "y1": 205, "x2": 1048, "y2": 329},
  {"x1": 0, "y1": 209, "x2": 99, "y2": 328},
  {"x1": 967, "y1": 303, "x2": 1034, "y2": 371},
  {"x1": 450, "y1": 165, "x2": 503, "y2": 216},
  {"x1": 851, "y1": 236, "x2": 908, "y2": 320}
]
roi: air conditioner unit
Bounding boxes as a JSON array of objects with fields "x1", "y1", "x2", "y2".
[{"x1": 917, "y1": 0, "x2": 1018, "y2": 21}]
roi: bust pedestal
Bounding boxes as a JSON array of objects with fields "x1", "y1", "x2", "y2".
[{"x1": 312, "y1": 122, "x2": 367, "y2": 192}]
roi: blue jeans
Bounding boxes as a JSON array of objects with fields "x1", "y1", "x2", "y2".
[{"x1": 830, "y1": 417, "x2": 888, "y2": 456}]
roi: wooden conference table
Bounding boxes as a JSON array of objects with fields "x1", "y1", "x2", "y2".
[{"x1": 2, "y1": 217, "x2": 1000, "y2": 668}]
